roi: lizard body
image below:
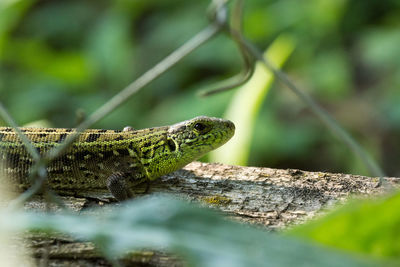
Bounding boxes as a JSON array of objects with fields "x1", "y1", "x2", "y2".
[{"x1": 0, "y1": 116, "x2": 235, "y2": 200}]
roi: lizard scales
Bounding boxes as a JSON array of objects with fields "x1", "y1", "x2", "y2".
[{"x1": 0, "y1": 116, "x2": 235, "y2": 200}]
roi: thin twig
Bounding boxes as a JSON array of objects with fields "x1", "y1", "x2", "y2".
[
  {"x1": 0, "y1": 102, "x2": 40, "y2": 161},
  {"x1": 202, "y1": 1, "x2": 386, "y2": 185},
  {"x1": 46, "y1": 24, "x2": 222, "y2": 161},
  {"x1": 7, "y1": 18, "x2": 224, "y2": 206},
  {"x1": 235, "y1": 32, "x2": 386, "y2": 184},
  {"x1": 200, "y1": 0, "x2": 255, "y2": 97},
  {"x1": 0, "y1": 102, "x2": 59, "y2": 208}
]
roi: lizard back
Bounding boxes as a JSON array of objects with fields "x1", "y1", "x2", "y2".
[{"x1": 0, "y1": 126, "x2": 169, "y2": 190}]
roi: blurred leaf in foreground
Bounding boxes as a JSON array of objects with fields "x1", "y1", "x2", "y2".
[
  {"x1": 0, "y1": 195, "x2": 378, "y2": 267},
  {"x1": 289, "y1": 191, "x2": 400, "y2": 262},
  {"x1": 0, "y1": 173, "x2": 33, "y2": 266}
]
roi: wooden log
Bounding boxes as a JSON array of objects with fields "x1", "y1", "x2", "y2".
[{"x1": 18, "y1": 162, "x2": 400, "y2": 266}]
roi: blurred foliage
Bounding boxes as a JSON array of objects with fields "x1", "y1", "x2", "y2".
[
  {"x1": 1, "y1": 0, "x2": 400, "y2": 176},
  {"x1": 0, "y1": 195, "x2": 381, "y2": 266},
  {"x1": 1, "y1": 1, "x2": 400, "y2": 265},
  {"x1": 289, "y1": 191, "x2": 400, "y2": 263},
  {"x1": 210, "y1": 34, "x2": 295, "y2": 165}
]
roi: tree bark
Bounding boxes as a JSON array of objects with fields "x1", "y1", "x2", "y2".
[{"x1": 21, "y1": 162, "x2": 400, "y2": 266}]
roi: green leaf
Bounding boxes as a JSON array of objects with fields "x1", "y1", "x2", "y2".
[
  {"x1": 210, "y1": 34, "x2": 295, "y2": 165},
  {"x1": 289, "y1": 192, "x2": 400, "y2": 262},
  {"x1": 0, "y1": 0, "x2": 35, "y2": 57}
]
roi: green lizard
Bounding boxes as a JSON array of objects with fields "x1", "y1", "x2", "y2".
[{"x1": 0, "y1": 116, "x2": 235, "y2": 201}]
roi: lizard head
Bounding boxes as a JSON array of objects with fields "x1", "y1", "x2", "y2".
[
  {"x1": 143, "y1": 116, "x2": 234, "y2": 180},
  {"x1": 166, "y1": 116, "x2": 235, "y2": 164}
]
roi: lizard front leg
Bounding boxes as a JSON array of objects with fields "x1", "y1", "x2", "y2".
[{"x1": 106, "y1": 172, "x2": 133, "y2": 201}]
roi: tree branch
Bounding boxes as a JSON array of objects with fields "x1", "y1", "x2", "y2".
[{"x1": 20, "y1": 162, "x2": 399, "y2": 265}]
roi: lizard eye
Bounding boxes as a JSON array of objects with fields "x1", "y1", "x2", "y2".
[
  {"x1": 166, "y1": 138, "x2": 177, "y2": 151},
  {"x1": 193, "y1": 122, "x2": 209, "y2": 134}
]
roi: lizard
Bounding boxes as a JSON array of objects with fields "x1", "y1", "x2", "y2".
[{"x1": 0, "y1": 116, "x2": 235, "y2": 201}]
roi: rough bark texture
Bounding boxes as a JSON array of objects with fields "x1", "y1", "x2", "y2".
[{"x1": 17, "y1": 162, "x2": 400, "y2": 266}]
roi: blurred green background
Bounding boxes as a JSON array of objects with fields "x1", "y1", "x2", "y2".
[{"x1": 1, "y1": 0, "x2": 400, "y2": 177}]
